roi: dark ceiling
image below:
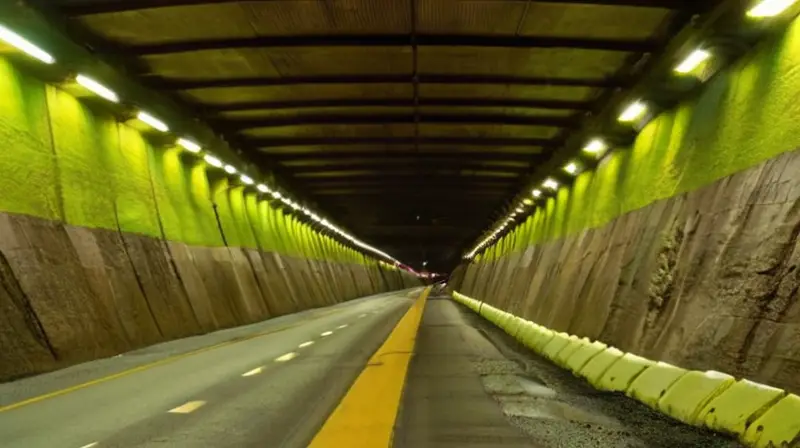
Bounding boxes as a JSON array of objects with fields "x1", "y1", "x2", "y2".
[{"x1": 33, "y1": 0, "x2": 719, "y2": 272}]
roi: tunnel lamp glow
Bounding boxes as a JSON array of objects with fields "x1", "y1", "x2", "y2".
[
  {"x1": 618, "y1": 101, "x2": 647, "y2": 123},
  {"x1": 271, "y1": 191, "x2": 282, "y2": 200},
  {"x1": 747, "y1": 0, "x2": 798, "y2": 16},
  {"x1": 240, "y1": 174, "x2": 254, "y2": 185},
  {"x1": 515, "y1": 207, "x2": 524, "y2": 213},
  {"x1": 0, "y1": 25, "x2": 55, "y2": 64},
  {"x1": 76, "y1": 75, "x2": 119, "y2": 103},
  {"x1": 523, "y1": 198, "x2": 534, "y2": 206},
  {"x1": 532, "y1": 188, "x2": 542, "y2": 198},
  {"x1": 256, "y1": 184, "x2": 271, "y2": 194},
  {"x1": 564, "y1": 162, "x2": 579, "y2": 175},
  {"x1": 583, "y1": 138, "x2": 608, "y2": 155},
  {"x1": 177, "y1": 138, "x2": 201, "y2": 153},
  {"x1": 203, "y1": 154, "x2": 222, "y2": 168},
  {"x1": 543, "y1": 179, "x2": 559, "y2": 190},
  {"x1": 223, "y1": 164, "x2": 237, "y2": 175},
  {"x1": 137, "y1": 111, "x2": 169, "y2": 132},
  {"x1": 675, "y1": 49, "x2": 711, "y2": 74}
]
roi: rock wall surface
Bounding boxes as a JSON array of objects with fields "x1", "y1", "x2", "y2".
[
  {"x1": 0, "y1": 58, "x2": 417, "y2": 382},
  {"x1": 453, "y1": 18, "x2": 800, "y2": 393}
]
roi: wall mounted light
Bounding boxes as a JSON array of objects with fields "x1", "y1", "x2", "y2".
[
  {"x1": 257, "y1": 184, "x2": 271, "y2": 194},
  {"x1": 618, "y1": 101, "x2": 647, "y2": 123},
  {"x1": 532, "y1": 189, "x2": 542, "y2": 198},
  {"x1": 564, "y1": 162, "x2": 579, "y2": 175},
  {"x1": 76, "y1": 74, "x2": 119, "y2": 103},
  {"x1": 177, "y1": 138, "x2": 201, "y2": 153},
  {"x1": 543, "y1": 179, "x2": 559, "y2": 190},
  {"x1": 675, "y1": 49, "x2": 711, "y2": 74},
  {"x1": 203, "y1": 154, "x2": 222, "y2": 168},
  {"x1": 223, "y1": 164, "x2": 237, "y2": 175},
  {"x1": 0, "y1": 24, "x2": 55, "y2": 64},
  {"x1": 137, "y1": 111, "x2": 169, "y2": 132},
  {"x1": 747, "y1": 0, "x2": 797, "y2": 17},
  {"x1": 583, "y1": 138, "x2": 608, "y2": 155},
  {"x1": 240, "y1": 174, "x2": 254, "y2": 185}
]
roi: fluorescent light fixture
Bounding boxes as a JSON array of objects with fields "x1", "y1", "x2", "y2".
[
  {"x1": 675, "y1": 49, "x2": 711, "y2": 74},
  {"x1": 177, "y1": 138, "x2": 201, "y2": 153},
  {"x1": 747, "y1": 0, "x2": 797, "y2": 17},
  {"x1": 203, "y1": 155, "x2": 222, "y2": 168},
  {"x1": 137, "y1": 111, "x2": 169, "y2": 132},
  {"x1": 223, "y1": 164, "x2": 237, "y2": 174},
  {"x1": 532, "y1": 189, "x2": 542, "y2": 198},
  {"x1": 543, "y1": 178, "x2": 559, "y2": 190},
  {"x1": 515, "y1": 207, "x2": 524, "y2": 213},
  {"x1": 618, "y1": 101, "x2": 647, "y2": 123},
  {"x1": 523, "y1": 198, "x2": 534, "y2": 206},
  {"x1": 76, "y1": 75, "x2": 119, "y2": 103},
  {"x1": 257, "y1": 184, "x2": 271, "y2": 193},
  {"x1": 0, "y1": 25, "x2": 55, "y2": 64},
  {"x1": 564, "y1": 162, "x2": 579, "y2": 175},
  {"x1": 240, "y1": 174, "x2": 254, "y2": 185},
  {"x1": 583, "y1": 138, "x2": 608, "y2": 155},
  {"x1": 271, "y1": 191, "x2": 282, "y2": 199}
]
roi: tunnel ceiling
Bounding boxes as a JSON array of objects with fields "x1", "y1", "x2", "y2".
[{"x1": 32, "y1": 0, "x2": 719, "y2": 272}]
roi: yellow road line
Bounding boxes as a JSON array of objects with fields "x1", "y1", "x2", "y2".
[
  {"x1": 0, "y1": 307, "x2": 344, "y2": 413},
  {"x1": 308, "y1": 286, "x2": 431, "y2": 448},
  {"x1": 168, "y1": 400, "x2": 206, "y2": 414}
]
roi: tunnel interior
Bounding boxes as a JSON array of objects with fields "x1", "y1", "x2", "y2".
[{"x1": 1, "y1": 0, "x2": 800, "y2": 447}]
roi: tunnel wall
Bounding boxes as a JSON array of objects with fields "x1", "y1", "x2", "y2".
[
  {"x1": 0, "y1": 58, "x2": 418, "y2": 382},
  {"x1": 454, "y1": 18, "x2": 800, "y2": 393}
]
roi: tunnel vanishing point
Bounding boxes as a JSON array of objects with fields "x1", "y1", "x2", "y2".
[{"x1": 1, "y1": 0, "x2": 800, "y2": 447}]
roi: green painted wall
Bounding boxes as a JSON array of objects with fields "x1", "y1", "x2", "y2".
[
  {"x1": 480, "y1": 17, "x2": 800, "y2": 261},
  {"x1": 0, "y1": 57, "x2": 377, "y2": 267}
]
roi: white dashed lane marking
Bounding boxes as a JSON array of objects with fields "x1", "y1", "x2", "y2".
[
  {"x1": 242, "y1": 367, "x2": 264, "y2": 377},
  {"x1": 169, "y1": 400, "x2": 206, "y2": 414},
  {"x1": 321, "y1": 331, "x2": 333, "y2": 337},
  {"x1": 298, "y1": 341, "x2": 314, "y2": 348},
  {"x1": 275, "y1": 352, "x2": 298, "y2": 362}
]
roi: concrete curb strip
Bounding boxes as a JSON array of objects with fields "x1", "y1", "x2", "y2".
[{"x1": 450, "y1": 291, "x2": 800, "y2": 448}]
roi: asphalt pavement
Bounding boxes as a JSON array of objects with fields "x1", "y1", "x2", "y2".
[{"x1": 0, "y1": 289, "x2": 417, "y2": 448}]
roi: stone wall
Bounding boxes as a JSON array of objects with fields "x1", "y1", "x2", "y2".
[{"x1": 453, "y1": 17, "x2": 800, "y2": 393}]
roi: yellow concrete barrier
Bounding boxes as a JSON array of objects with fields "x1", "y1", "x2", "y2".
[
  {"x1": 742, "y1": 393, "x2": 800, "y2": 448},
  {"x1": 579, "y1": 347, "x2": 624, "y2": 386},
  {"x1": 553, "y1": 336, "x2": 587, "y2": 368},
  {"x1": 658, "y1": 370, "x2": 735, "y2": 425},
  {"x1": 564, "y1": 340, "x2": 607, "y2": 374},
  {"x1": 626, "y1": 361, "x2": 688, "y2": 409},
  {"x1": 596, "y1": 353, "x2": 655, "y2": 392},
  {"x1": 541, "y1": 332, "x2": 572, "y2": 361},
  {"x1": 535, "y1": 327, "x2": 556, "y2": 353},
  {"x1": 450, "y1": 291, "x2": 796, "y2": 448},
  {"x1": 697, "y1": 379, "x2": 785, "y2": 437}
]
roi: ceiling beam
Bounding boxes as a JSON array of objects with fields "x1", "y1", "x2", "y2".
[
  {"x1": 267, "y1": 152, "x2": 541, "y2": 163},
  {"x1": 286, "y1": 162, "x2": 530, "y2": 174},
  {"x1": 280, "y1": 158, "x2": 532, "y2": 169},
  {"x1": 293, "y1": 170, "x2": 522, "y2": 179},
  {"x1": 146, "y1": 73, "x2": 628, "y2": 90},
  {"x1": 124, "y1": 34, "x2": 658, "y2": 56},
  {"x1": 209, "y1": 97, "x2": 593, "y2": 112},
  {"x1": 250, "y1": 136, "x2": 558, "y2": 148},
  {"x1": 220, "y1": 113, "x2": 577, "y2": 129},
  {"x1": 61, "y1": 0, "x2": 694, "y2": 15}
]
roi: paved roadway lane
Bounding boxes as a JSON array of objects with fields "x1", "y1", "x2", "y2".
[{"x1": 0, "y1": 289, "x2": 418, "y2": 448}]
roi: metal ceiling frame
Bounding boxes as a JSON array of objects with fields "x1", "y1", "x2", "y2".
[
  {"x1": 217, "y1": 113, "x2": 578, "y2": 129},
  {"x1": 206, "y1": 97, "x2": 593, "y2": 112},
  {"x1": 248, "y1": 136, "x2": 559, "y2": 148},
  {"x1": 60, "y1": 0, "x2": 696, "y2": 16}
]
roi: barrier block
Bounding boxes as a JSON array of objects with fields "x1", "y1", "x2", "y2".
[
  {"x1": 564, "y1": 340, "x2": 607, "y2": 374},
  {"x1": 743, "y1": 393, "x2": 800, "y2": 448},
  {"x1": 479, "y1": 304, "x2": 494, "y2": 320},
  {"x1": 626, "y1": 361, "x2": 688, "y2": 409},
  {"x1": 657, "y1": 370, "x2": 735, "y2": 425},
  {"x1": 531, "y1": 327, "x2": 554, "y2": 353},
  {"x1": 517, "y1": 321, "x2": 538, "y2": 349},
  {"x1": 554, "y1": 337, "x2": 589, "y2": 368},
  {"x1": 698, "y1": 379, "x2": 785, "y2": 436},
  {"x1": 505, "y1": 316, "x2": 524, "y2": 339},
  {"x1": 596, "y1": 353, "x2": 655, "y2": 392},
  {"x1": 579, "y1": 347, "x2": 624, "y2": 385},
  {"x1": 541, "y1": 332, "x2": 571, "y2": 360}
]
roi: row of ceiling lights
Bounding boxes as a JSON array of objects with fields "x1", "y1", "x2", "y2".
[
  {"x1": 464, "y1": 0, "x2": 796, "y2": 260},
  {"x1": 0, "y1": 23, "x2": 405, "y2": 267}
]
